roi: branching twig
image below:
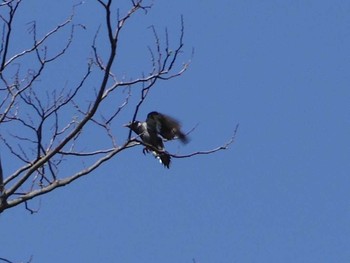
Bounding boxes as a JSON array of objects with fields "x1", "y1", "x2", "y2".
[
  {"x1": 0, "y1": 0, "x2": 234, "y2": 215},
  {"x1": 130, "y1": 123, "x2": 239, "y2": 161},
  {"x1": 172, "y1": 124, "x2": 239, "y2": 158}
]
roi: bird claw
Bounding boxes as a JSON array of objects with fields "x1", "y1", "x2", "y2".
[{"x1": 142, "y1": 148, "x2": 149, "y2": 155}]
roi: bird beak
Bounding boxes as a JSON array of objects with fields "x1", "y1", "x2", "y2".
[{"x1": 123, "y1": 123, "x2": 131, "y2": 128}]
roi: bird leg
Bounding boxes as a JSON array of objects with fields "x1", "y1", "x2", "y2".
[{"x1": 142, "y1": 147, "x2": 150, "y2": 155}]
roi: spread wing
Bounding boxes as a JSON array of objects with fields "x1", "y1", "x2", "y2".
[{"x1": 146, "y1": 111, "x2": 188, "y2": 143}]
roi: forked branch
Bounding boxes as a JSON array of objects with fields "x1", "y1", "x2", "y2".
[{"x1": 0, "y1": 0, "x2": 235, "y2": 214}]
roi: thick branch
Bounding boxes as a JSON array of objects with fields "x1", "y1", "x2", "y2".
[{"x1": 3, "y1": 142, "x2": 134, "y2": 210}]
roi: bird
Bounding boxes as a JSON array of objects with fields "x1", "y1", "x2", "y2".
[
  {"x1": 125, "y1": 111, "x2": 188, "y2": 168},
  {"x1": 125, "y1": 120, "x2": 171, "y2": 168}
]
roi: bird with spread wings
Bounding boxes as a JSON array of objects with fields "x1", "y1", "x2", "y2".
[{"x1": 125, "y1": 111, "x2": 188, "y2": 168}]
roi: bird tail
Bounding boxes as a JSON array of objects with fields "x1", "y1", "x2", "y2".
[{"x1": 152, "y1": 151, "x2": 171, "y2": 168}]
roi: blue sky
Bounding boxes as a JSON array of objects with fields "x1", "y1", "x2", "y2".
[{"x1": 1, "y1": 0, "x2": 350, "y2": 262}]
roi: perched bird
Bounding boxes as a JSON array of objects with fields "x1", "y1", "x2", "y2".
[
  {"x1": 125, "y1": 120, "x2": 171, "y2": 168},
  {"x1": 125, "y1": 111, "x2": 188, "y2": 168}
]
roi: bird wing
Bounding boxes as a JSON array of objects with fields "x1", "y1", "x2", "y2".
[{"x1": 146, "y1": 111, "x2": 188, "y2": 143}]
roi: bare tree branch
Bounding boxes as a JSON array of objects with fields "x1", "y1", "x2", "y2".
[
  {"x1": 0, "y1": 257, "x2": 13, "y2": 263},
  {"x1": 171, "y1": 124, "x2": 239, "y2": 158},
  {"x1": 130, "y1": 123, "x2": 238, "y2": 162},
  {"x1": 0, "y1": 255, "x2": 33, "y2": 263},
  {"x1": 0, "y1": 0, "x2": 235, "y2": 214}
]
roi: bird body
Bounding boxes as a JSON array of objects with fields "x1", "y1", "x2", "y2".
[
  {"x1": 126, "y1": 111, "x2": 188, "y2": 168},
  {"x1": 126, "y1": 120, "x2": 171, "y2": 168}
]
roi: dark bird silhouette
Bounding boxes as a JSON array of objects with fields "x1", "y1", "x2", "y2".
[
  {"x1": 125, "y1": 111, "x2": 188, "y2": 168},
  {"x1": 146, "y1": 111, "x2": 189, "y2": 144}
]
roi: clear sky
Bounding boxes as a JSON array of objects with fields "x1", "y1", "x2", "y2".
[{"x1": 2, "y1": 0, "x2": 350, "y2": 262}]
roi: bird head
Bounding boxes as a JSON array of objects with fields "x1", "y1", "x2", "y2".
[{"x1": 123, "y1": 121, "x2": 139, "y2": 130}]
